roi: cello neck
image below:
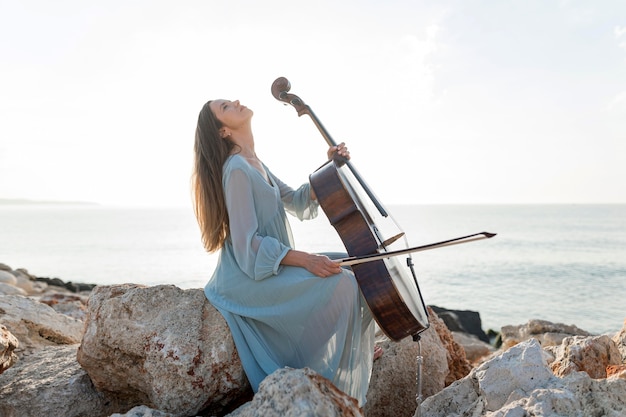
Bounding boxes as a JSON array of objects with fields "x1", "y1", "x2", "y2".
[
  {"x1": 271, "y1": 77, "x2": 388, "y2": 217},
  {"x1": 271, "y1": 77, "x2": 338, "y2": 148}
]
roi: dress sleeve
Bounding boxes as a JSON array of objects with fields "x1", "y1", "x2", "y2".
[
  {"x1": 269, "y1": 170, "x2": 319, "y2": 221},
  {"x1": 225, "y1": 168, "x2": 290, "y2": 281}
]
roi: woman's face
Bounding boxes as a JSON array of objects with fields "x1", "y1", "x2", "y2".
[{"x1": 209, "y1": 99, "x2": 253, "y2": 131}]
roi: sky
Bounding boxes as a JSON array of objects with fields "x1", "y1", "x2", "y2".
[{"x1": 1, "y1": 0, "x2": 625, "y2": 207}]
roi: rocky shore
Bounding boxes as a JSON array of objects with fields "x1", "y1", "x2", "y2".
[{"x1": 1, "y1": 262, "x2": 625, "y2": 417}]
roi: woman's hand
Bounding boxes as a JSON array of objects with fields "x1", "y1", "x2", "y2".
[
  {"x1": 304, "y1": 253, "x2": 343, "y2": 278},
  {"x1": 281, "y1": 250, "x2": 342, "y2": 278},
  {"x1": 327, "y1": 142, "x2": 350, "y2": 161}
]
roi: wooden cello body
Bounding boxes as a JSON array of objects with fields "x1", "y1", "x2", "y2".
[{"x1": 272, "y1": 77, "x2": 430, "y2": 341}]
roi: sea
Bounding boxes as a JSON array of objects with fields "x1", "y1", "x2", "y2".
[{"x1": 1, "y1": 203, "x2": 624, "y2": 335}]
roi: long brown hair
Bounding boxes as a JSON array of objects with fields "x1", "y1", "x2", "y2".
[{"x1": 192, "y1": 101, "x2": 237, "y2": 252}]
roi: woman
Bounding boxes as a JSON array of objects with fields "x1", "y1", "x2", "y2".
[{"x1": 192, "y1": 98, "x2": 378, "y2": 405}]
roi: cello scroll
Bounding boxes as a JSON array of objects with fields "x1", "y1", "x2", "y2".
[{"x1": 271, "y1": 77, "x2": 310, "y2": 117}]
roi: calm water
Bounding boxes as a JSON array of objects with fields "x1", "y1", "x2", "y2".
[{"x1": 1, "y1": 204, "x2": 624, "y2": 335}]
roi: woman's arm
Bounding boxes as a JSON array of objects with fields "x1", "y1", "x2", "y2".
[
  {"x1": 285, "y1": 142, "x2": 351, "y2": 276},
  {"x1": 226, "y1": 162, "x2": 337, "y2": 279},
  {"x1": 225, "y1": 167, "x2": 290, "y2": 280},
  {"x1": 281, "y1": 249, "x2": 343, "y2": 278}
]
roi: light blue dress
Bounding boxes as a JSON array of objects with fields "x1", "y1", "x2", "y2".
[{"x1": 204, "y1": 154, "x2": 376, "y2": 405}]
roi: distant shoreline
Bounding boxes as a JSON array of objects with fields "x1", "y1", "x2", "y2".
[
  {"x1": 0, "y1": 198, "x2": 98, "y2": 206},
  {"x1": 1, "y1": 199, "x2": 624, "y2": 207}
]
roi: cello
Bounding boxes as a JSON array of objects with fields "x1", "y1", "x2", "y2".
[{"x1": 271, "y1": 77, "x2": 495, "y2": 341}]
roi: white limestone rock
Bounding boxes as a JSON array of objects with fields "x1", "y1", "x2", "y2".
[
  {"x1": 226, "y1": 367, "x2": 363, "y2": 417},
  {"x1": 419, "y1": 338, "x2": 626, "y2": 417},
  {"x1": 452, "y1": 331, "x2": 495, "y2": 363},
  {"x1": 546, "y1": 334, "x2": 622, "y2": 378},
  {"x1": 109, "y1": 405, "x2": 178, "y2": 417},
  {"x1": 500, "y1": 319, "x2": 590, "y2": 349}
]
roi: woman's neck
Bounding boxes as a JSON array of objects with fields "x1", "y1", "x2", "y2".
[{"x1": 229, "y1": 130, "x2": 256, "y2": 159}]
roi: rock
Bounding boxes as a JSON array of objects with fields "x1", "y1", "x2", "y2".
[
  {"x1": 37, "y1": 292, "x2": 90, "y2": 321},
  {"x1": 0, "y1": 345, "x2": 132, "y2": 417},
  {"x1": 613, "y1": 318, "x2": 626, "y2": 362},
  {"x1": 0, "y1": 282, "x2": 28, "y2": 296},
  {"x1": 0, "y1": 324, "x2": 19, "y2": 374},
  {"x1": 500, "y1": 319, "x2": 591, "y2": 349},
  {"x1": 0, "y1": 268, "x2": 48, "y2": 295},
  {"x1": 546, "y1": 334, "x2": 622, "y2": 378},
  {"x1": 226, "y1": 367, "x2": 363, "y2": 417},
  {"x1": 451, "y1": 331, "x2": 495, "y2": 364},
  {"x1": 109, "y1": 405, "x2": 178, "y2": 417},
  {"x1": 12, "y1": 269, "x2": 42, "y2": 294},
  {"x1": 473, "y1": 339, "x2": 555, "y2": 410},
  {"x1": 34, "y1": 275, "x2": 96, "y2": 293},
  {"x1": 77, "y1": 284, "x2": 250, "y2": 417},
  {"x1": 0, "y1": 294, "x2": 85, "y2": 356},
  {"x1": 607, "y1": 364, "x2": 626, "y2": 379},
  {"x1": 427, "y1": 308, "x2": 473, "y2": 385},
  {"x1": 65, "y1": 281, "x2": 98, "y2": 293},
  {"x1": 419, "y1": 338, "x2": 626, "y2": 417},
  {"x1": 364, "y1": 326, "x2": 446, "y2": 417},
  {"x1": 429, "y1": 305, "x2": 489, "y2": 343},
  {"x1": 363, "y1": 307, "x2": 472, "y2": 417},
  {"x1": 0, "y1": 270, "x2": 17, "y2": 286},
  {"x1": 35, "y1": 276, "x2": 67, "y2": 289}
]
